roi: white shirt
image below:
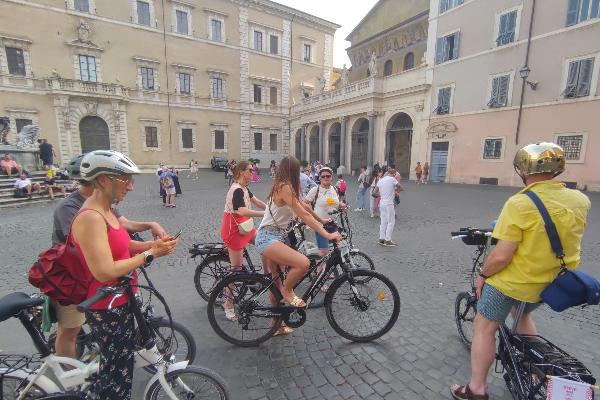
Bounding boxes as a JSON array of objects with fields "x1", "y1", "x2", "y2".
[
  {"x1": 14, "y1": 178, "x2": 31, "y2": 189},
  {"x1": 305, "y1": 185, "x2": 339, "y2": 219},
  {"x1": 377, "y1": 175, "x2": 398, "y2": 206}
]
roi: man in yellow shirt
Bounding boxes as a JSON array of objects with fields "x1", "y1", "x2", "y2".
[{"x1": 451, "y1": 143, "x2": 591, "y2": 400}]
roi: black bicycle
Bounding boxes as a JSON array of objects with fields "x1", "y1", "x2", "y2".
[
  {"x1": 451, "y1": 228, "x2": 596, "y2": 400},
  {"x1": 207, "y1": 222, "x2": 400, "y2": 347}
]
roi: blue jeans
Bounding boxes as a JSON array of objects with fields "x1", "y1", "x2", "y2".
[{"x1": 356, "y1": 186, "x2": 367, "y2": 209}]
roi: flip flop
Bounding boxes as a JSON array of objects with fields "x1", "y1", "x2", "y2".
[
  {"x1": 224, "y1": 307, "x2": 237, "y2": 321},
  {"x1": 450, "y1": 384, "x2": 488, "y2": 400},
  {"x1": 273, "y1": 326, "x2": 293, "y2": 336},
  {"x1": 283, "y1": 295, "x2": 306, "y2": 308}
]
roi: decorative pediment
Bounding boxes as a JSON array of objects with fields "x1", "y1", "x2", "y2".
[{"x1": 427, "y1": 121, "x2": 457, "y2": 139}]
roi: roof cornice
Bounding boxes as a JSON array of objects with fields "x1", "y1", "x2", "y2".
[
  {"x1": 230, "y1": 0, "x2": 340, "y2": 33},
  {"x1": 345, "y1": 0, "x2": 387, "y2": 41}
]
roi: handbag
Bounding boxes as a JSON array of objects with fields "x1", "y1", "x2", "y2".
[{"x1": 525, "y1": 191, "x2": 600, "y2": 312}]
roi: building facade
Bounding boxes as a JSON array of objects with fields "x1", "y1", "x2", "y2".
[
  {"x1": 0, "y1": 0, "x2": 338, "y2": 168},
  {"x1": 290, "y1": 0, "x2": 430, "y2": 180},
  {"x1": 425, "y1": 0, "x2": 600, "y2": 189}
]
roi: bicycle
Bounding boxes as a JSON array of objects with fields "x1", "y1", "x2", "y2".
[
  {"x1": 451, "y1": 228, "x2": 597, "y2": 400},
  {"x1": 0, "y1": 269, "x2": 230, "y2": 399},
  {"x1": 451, "y1": 227, "x2": 494, "y2": 348},
  {"x1": 206, "y1": 221, "x2": 400, "y2": 347},
  {"x1": 37, "y1": 267, "x2": 196, "y2": 371}
]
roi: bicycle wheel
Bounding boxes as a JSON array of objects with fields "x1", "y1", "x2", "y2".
[
  {"x1": 141, "y1": 318, "x2": 197, "y2": 373},
  {"x1": 194, "y1": 254, "x2": 230, "y2": 302},
  {"x1": 325, "y1": 270, "x2": 400, "y2": 342},
  {"x1": 454, "y1": 292, "x2": 477, "y2": 349},
  {"x1": 145, "y1": 365, "x2": 230, "y2": 400},
  {"x1": 294, "y1": 255, "x2": 338, "y2": 309},
  {"x1": 0, "y1": 376, "x2": 48, "y2": 399},
  {"x1": 207, "y1": 273, "x2": 281, "y2": 347}
]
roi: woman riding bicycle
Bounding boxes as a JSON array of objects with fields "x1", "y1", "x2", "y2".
[
  {"x1": 71, "y1": 150, "x2": 178, "y2": 399},
  {"x1": 255, "y1": 156, "x2": 341, "y2": 308},
  {"x1": 221, "y1": 160, "x2": 267, "y2": 320}
]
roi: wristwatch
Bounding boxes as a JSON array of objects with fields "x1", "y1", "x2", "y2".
[{"x1": 142, "y1": 250, "x2": 154, "y2": 266}]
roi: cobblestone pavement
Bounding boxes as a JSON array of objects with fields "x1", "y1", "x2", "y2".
[{"x1": 1, "y1": 171, "x2": 599, "y2": 400}]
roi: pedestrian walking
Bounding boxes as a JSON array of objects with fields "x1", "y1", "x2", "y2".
[
  {"x1": 354, "y1": 166, "x2": 368, "y2": 211},
  {"x1": 369, "y1": 169, "x2": 382, "y2": 218},
  {"x1": 39, "y1": 139, "x2": 56, "y2": 169},
  {"x1": 251, "y1": 162, "x2": 260, "y2": 182},
  {"x1": 375, "y1": 168, "x2": 403, "y2": 246},
  {"x1": 171, "y1": 167, "x2": 182, "y2": 195},
  {"x1": 159, "y1": 166, "x2": 176, "y2": 208},
  {"x1": 415, "y1": 162, "x2": 423, "y2": 184},
  {"x1": 422, "y1": 161, "x2": 429, "y2": 184}
]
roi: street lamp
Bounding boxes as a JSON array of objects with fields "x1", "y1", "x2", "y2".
[{"x1": 519, "y1": 66, "x2": 537, "y2": 90}]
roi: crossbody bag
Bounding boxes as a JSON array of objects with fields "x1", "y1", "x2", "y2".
[{"x1": 525, "y1": 191, "x2": 600, "y2": 312}]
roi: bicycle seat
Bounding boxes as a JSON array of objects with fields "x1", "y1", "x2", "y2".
[{"x1": 0, "y1": 292, "x2": 43, "y2": 322}]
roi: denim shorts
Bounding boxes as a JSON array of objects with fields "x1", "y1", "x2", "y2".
[
  {"x1": 255, "y1": 226, "x2": 285, "y2": 254},
  {"x1": 477, "y1": 284, "x2": 542, "y2": 322},
  {"x1": 315, "y1": 232, "x2": 331, "y2": 250}
]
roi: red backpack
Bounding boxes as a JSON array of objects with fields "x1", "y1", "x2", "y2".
[
  {"x1": 28, "y1": 212, "x2": 93, "y2": 306},
  {"x1": 338, "y1": 179, "x2": 347, "y2": 194}
]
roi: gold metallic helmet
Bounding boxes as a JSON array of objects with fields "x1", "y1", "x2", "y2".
[{"x1": 513, "y1": 142, "x2": 565, "y2": 179}]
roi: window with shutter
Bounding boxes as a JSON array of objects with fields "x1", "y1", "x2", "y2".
[
  {"x1": 6, "y1": 47, "x2": 26, "y2": 76},
  {"x1": 145, "y1": 126, "x2": 158, "y2": 148},
  {"x1": 436, "y1": 87, "x2": 451, "y2": 115},
  {"x1": 254, "y1": 31, "x2": 263, "y2": 51},
  {"x1": 497, "y1": 10, "x2": 517, "y2": 46},
  {"x1": 563, "y1": 58, "x2": 594, "y2": 98},
  {"x1": 212, "y1": 78, "x2": 224, "y2": 98},
  {"x1": 179, "y1": 73, "x2": 191, "y2": 94},
  {"x1": 181, "y1": 128, "x2": 193, "y2": 148},
  {"x1": 436, "y1": 33, "x2": 460, "y2": 64},
  {"x1": 303, "y1": 44, "x2": 312, "y2": 62},
  {"x1": 74, "y1": 0, "x2": 89, "y2": 12},
  {"x1": 211, "y1": 19, "x2": 222, "y2": 42},
  {"x1": 254, "y1": 132, "x2": 262, "y2": 150},
  {"x1": 253, "y1": 84, "x2": 262, "y2": 103},
  {"x1": 214, "y1": 130, "x2": 225, "y2": 150},
  {"x1": 489, "y1": 75, "x2": 510, "y2": 107},
  {"x1": 270, "y1": 87, "x2": 277, "y2": 105},
  {"x1": 137, "y1": 1, "x2": 151, "y2": 26},
  {"x1": 270, "y1": 133, "x2": 278, "y2": 151},
  {"x1": 440, "y1": 0, "x2": 463, "y2": 13},
  {"x1": 566, "y1": 0, "x2": 599, "y2": 25},
  {"x1": 483, "y1": 139, "x2": 503, "y2": 159}
]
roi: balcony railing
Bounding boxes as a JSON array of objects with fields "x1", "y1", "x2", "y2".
[
  {"x1": 47, "y1": 78, "x2": 129, "y2": 97},
  {"x1": 293, "y1": 66, "x2": 428, "y2": 114}
]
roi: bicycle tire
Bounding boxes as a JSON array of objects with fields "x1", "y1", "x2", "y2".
[
  {"x1": 294, "y1": 254, "x2": 339, "y2": 309},
  {"x1": 207, "y1": 273, "x2": 281, "y2": 347},
  {"x1": 140, "y1": 318, "x2": 197, "y2": 374},
  {"x1": 144, "y1": 365, "x2": 230, "y2": 400},
  {"x1": 325, "y1": 270, "x2": 400, "y2": 342},
  {"x1": 194, "y1": 254, "x2": 230, "y2": 302},
  {"x1": 454, "y1": 292, "x2": 477, "y2": 349},
  {"x1": 0, "y1": 375, "x2": 48, "y2": 399}
]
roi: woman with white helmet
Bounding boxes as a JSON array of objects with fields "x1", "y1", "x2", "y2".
[{"x1": 71, "y1": 150, "x2": 178, "y2": 399}]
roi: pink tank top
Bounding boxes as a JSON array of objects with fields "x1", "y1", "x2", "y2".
[{"x1": 72, "y1": 209, "x2": 136, "y2": 310}]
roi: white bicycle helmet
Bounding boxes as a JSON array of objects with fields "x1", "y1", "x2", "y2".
[{"x1": 80, "y1": 150, "x2": 140, "y2": 181}]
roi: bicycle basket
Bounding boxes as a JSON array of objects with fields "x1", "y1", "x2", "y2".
[{"x1": 0, "y1": 355, "x2": 41, "y2": 376}]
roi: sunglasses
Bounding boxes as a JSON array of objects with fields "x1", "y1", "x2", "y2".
[
  {"x1": 110, "y1": 176, "x2": 135, "y2": 185},
  {"x1": 320, "y1": 174, "x2": 332, "y2": 178}
]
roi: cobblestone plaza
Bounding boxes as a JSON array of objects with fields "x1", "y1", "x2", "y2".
[{"x1": 0, "y1": 172, "x2": 599, "y2": 399}]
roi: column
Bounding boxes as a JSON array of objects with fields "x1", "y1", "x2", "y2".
[
  {"x1": 367, "y1": 113, "x2": 376, "y2": 167},
  {"x1": 300, "y1": 124, "x2": 306, "y2": 161},
  {"x1": 339, "y1": 116, "x2": 347, "y2": 170},
  {"x1": 305, "y1": 125, "x2": 311, "y2": 163},
  {"x1": 318, "y1": 120, "x2": 324, "y2": 162}
]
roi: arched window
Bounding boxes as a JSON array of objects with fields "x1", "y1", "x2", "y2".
[
  {"x1": 384, "y1": 60, "x2": 393, "y2": 76},
  {"x1": 403, "y1": 52, "x2": 415, "y2": 70}
]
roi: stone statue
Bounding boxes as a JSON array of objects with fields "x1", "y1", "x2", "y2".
[
  {"x1": 341, "y1": 64, "x2": 349, "y2": 86},
  {"x1": 77, "y1": 19, "x2": 91, "y2": 42},
  {"x1": 318, "y1": 75, "x2": 327, "y2": 93},
  {"x1": 368, "y1": 51, "x2": 378, "y2": 77},
  {"x1": 0, "y1": 117, "x2": 10, "y2": 145},
  {"x1": 16, "y1": 125, "x2": 39, "y2": 149}
]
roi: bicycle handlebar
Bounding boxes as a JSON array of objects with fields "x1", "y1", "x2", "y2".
[
  {"x1": 77, "y1": 286, "x2": 115, "y2": 312},
  {"x1": 450, "y1": 228, "x2": 493, "y2": 238}
]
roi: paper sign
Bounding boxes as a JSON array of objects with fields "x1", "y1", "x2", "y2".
[{"x1": 547, "y1": 376, "x2": 594, "y2": 400}]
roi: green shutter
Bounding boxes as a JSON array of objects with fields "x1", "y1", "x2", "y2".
[{"x1": 576, "y1": 58, "x2": 594, "y2": 96}]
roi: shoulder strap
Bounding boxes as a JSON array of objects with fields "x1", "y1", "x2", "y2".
[
  {"x1": 68, "y1": 208, "x2": 111, "y2": 244},
  {"x1": 311, "y1": 185, "x2": 320, "y2": 210},
  {"x1": 524, "y1": 191, "x2": 565, "y2": 261}
]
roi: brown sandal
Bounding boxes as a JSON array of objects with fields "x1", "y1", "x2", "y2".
[
  {"x1": 273, "y1": 326, "x2": 294, "y2": 336},
  {"x1": 450, "y1": 384, "x2": 489, "y2": 400}
]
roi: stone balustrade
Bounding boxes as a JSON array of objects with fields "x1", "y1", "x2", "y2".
[{"x1": 46, "y1": 78, "x2": 129, "y2": 97}]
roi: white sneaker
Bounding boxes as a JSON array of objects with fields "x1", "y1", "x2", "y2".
[{"x1": 354, "y1": 208, "x2": 361, "y2": 212}]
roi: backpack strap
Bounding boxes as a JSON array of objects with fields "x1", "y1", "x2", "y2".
[
  {"x1": 524, "y1": 191, "x2": 566, "y2": 265},
  {"x1": 311, "y1": 185, "x2": 320, "y2": 210}
]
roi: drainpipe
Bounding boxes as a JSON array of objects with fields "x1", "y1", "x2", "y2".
[
  {"x1": 515, "y1": 0, "x2": 536, "y2": 145},
  {"x1": 160, "y1": 0, "x2": 173, "y2": 162}
]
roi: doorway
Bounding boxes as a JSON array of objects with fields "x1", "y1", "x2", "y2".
[{"x1": 79, "y1": 116, "x2": 110, "y2": 153}]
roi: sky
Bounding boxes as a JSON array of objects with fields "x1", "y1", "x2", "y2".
[{"x1": 274, "y1": 0, "x2": 380, "y2": 68}]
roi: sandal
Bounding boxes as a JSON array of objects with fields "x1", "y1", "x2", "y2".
[
  {"x1": 283, "y1": 295, "x2": 306, "y2": 308},
  {"x1": 273, "y1": 326, "x2": 294, "y2": 336},
  {"x1": 450, "y1": 384, "x2": 488, "y2": 400},
  {"x1": 224, "y1": 306, "x2": 237, "y2": 321}
]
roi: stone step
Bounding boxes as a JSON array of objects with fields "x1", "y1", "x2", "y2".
[{"x1": 0, "y1": 193, "x2": 67, "y2": 208}]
